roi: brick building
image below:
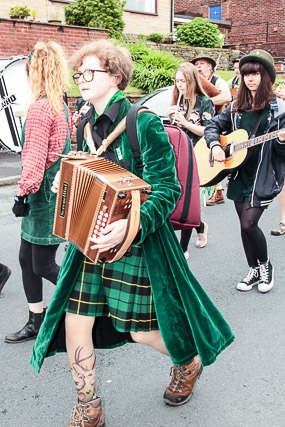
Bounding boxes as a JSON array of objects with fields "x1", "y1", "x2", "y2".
[
  {"x1": 0, "y1": 0, "x2": 172, "y2": 58},
  {"x1": 174, "y1": 0, "x2": 285, "y2": 59}
]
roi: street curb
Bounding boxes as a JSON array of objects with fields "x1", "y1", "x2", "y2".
[{"x1": 0, "y1": 175, "x2": 20, "y2": 187}]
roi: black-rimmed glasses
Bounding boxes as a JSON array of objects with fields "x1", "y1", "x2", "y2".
[{"x1": 72, "y1": 69, "x2": 107, "y2": 85}]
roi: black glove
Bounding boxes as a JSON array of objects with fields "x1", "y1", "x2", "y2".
[{"x1": 12, "y1": 195, "x2": 30, "y2": 217}]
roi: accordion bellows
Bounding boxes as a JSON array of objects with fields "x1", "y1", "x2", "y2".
[{"x1": 53, "y1": 153, "x2": 151, "y2": 264}]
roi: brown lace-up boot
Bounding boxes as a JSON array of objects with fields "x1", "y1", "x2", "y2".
[
  {"x1": 163, "y1": 356, "x2": 203, "y2": 406},
  {"x1": 206, "y1": 189, "x2": 225, "y2": 206},
  {"x1": 68, "y1": 397, "x2": 105, "y2": 427}
]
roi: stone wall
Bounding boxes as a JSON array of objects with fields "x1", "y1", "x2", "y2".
[{"x1": 149, "y1": 43, "x2": 240, "y2": 70}]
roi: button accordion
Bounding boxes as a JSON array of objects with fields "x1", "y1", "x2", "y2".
[{"x1": 53, "y1": 153, "x2": 151, "y2": 264}]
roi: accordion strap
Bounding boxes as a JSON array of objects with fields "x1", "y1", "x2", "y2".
[
  {"x1": 108, "y1": 189, "x2": 141, "y2": 263},
  {"x1": 84, "y1": 123, "x2": 97, "y2": 154},
  {"x1": 84, "y1": 118, "x2": 127, "y2": 156},
  {"x1": 84, "y1": 107, "x2": 154, "y2": 157}
]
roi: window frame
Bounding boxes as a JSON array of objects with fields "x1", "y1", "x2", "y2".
[
  {"x1": 125, "y1": 0, "x2": 157, "y2": 15},
  {"x1": 209, "y1": 5, "x2": 222, "y2": 21}
]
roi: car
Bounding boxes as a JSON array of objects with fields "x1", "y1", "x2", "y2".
[{"x1": 134, "y1": 86, "x2": 173, "y2": 124}]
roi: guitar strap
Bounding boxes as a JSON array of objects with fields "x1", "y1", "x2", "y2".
[{"x1": 248, "y1": 110, "x2": 266, "y2": 139}]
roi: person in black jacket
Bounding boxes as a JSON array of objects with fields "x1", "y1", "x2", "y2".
[{"x1": 204, "y1": 49, "x2": 285, "y2": 293}]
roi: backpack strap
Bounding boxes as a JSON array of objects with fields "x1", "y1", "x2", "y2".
[
  {"x1": 126, "y1": 105, "x2": 156, "y2": 173},
  {"x1": 210, "y1": 74, "x2": 219, "y2": 85},
  {"x1": 126, "y1": 105, "x2": 148, "y2": 173},
  {"x1": 76, "y1": 117, "x2": 88, "y2": 151}
]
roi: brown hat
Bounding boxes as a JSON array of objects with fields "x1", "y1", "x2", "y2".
[
  {"x1": 191, "y1": 55, "x2": 216, "y2": 70},
  {"x1": 239, "y1": 49, "x2": 276, "y2": 83}
]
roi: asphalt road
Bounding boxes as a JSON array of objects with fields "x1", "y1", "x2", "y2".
[
  {"x1": 0, "y1": 172, "x2": 284, "y2": 426},
  {"x1": 0, "y1": 150, "x2": 21, "y2": 182}
]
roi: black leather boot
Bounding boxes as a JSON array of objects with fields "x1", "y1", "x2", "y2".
[{"x1": 4, "y1": 309, "x2": 45, "y2": 343}]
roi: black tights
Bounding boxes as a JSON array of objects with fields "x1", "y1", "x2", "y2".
[
  {"x1": 180, "y1": 221, "x2": 205, "y2": 252},
  {"x1": 19, "y1": 238, "x2": 60, "y2": 303},
  {"x1": 234, "y1": 201, "x2": 267, "y2": 267}
]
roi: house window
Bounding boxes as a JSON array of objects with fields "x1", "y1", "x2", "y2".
[
  {"x1": 125, "y1": 0, "x2": 156, "y2": 14},
  {"x1": 209, "y1": 5, "x2": 222, "y2": 20}
]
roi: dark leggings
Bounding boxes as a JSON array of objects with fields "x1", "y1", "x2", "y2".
[
  {"x1": 19, "y1": 238, "x2": 60, "y2": 303},
  {"x1": 234, "y1": 201, "x2": 267, "y2": 267},
  {"x1": 180, "y1": 221, "x2": 205, "y2": 252}
]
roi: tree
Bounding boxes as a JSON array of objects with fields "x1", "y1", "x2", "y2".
[
  {"x1": 175, "y1": 18, "x2": 223, "y2": 48},
  {"x1": 65, "y1": 0, "x2": 126, "y2": 39}
]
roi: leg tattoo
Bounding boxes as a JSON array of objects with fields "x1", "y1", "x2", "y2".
[{"x1": 71, "y1": 346, "x2": 96, "y2": 403}]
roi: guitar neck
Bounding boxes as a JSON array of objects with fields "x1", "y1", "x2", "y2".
[{"x1": 233, "y1": 128, "x2": 284, "y2": 152}]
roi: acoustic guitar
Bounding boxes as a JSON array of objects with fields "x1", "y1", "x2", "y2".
[{"x1": 194, "y1": 128, "x2": 283, "y2": 187}]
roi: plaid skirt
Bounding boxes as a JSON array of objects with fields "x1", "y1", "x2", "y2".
[{"x1": 66, "y1": 245, "x2": 159, "y2": 332}]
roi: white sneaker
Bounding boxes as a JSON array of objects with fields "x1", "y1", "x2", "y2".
[
  {"x1": 196, "y1": 222, "x2": 208, "y2": 248},
  {"x1": 258, "y1": 260, "x2": 274, "y2": 293},
  {"x1": 236, "y1": 267, "x2": 260, "y2": 291},
  {"x1": 184, "y1": 251, "x2": 190, "y2": 260}
]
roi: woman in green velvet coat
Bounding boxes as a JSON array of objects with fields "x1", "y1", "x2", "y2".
[{"x1": 30, "y1": 40, "x2": 234, "y2": 427}]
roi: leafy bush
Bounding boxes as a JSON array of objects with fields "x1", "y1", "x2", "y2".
[
  {"x1": 132, "y1": 65, "x2": 175, "y2": 92},
  {"x1": 9, "y1": 5, "x2": 31, "y2": 18},
  {"x1": 175, "y1": 17, "x2": 222, "y2": 48},
  {"x1": 127, "y1": 42, "x2": 150, "y2": 63},
  {"x1": 127, "y1": 42, "x2": 181, "y2": 92},
  {"x1": 146, "y1": 33, "x2": 165, "y2": 43},
  {"x1": 65, "y1": 0, "x2": 126, "y2": 39}
]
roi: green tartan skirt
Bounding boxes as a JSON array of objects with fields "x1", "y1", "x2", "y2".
[{"x1": 66, "y1": 245, "x2": 159, "y2": 332}]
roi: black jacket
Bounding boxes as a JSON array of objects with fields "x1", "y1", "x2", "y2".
[{"x1": 204, "y1": 98, "x2": 285, "y2": 207}]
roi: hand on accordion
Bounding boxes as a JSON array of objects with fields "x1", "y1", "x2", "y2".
[
  {"x1": 90, "y1": 218, "x2": 128, "y2": 252},
  {"x1": 51, "y1": 171, "x2": 61, "y2": 193}
]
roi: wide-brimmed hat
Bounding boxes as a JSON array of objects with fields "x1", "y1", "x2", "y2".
[
  {"x1": 232, "y1": 55, "x2": 243, "y2": 64},
  {"x1": 239, "y1": 49, "x2": 276, "y2": 83},
  {"x1": 191, "y1": 55, "x2": 216, "y2": 70}
]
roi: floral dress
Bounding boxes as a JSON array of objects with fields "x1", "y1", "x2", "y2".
[{"x1": 179, "y1": 94, "x2": 215, "y2": 146}]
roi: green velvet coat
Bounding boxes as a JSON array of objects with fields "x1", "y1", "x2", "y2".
[{"x1": 30, "y1": 95, "x2": 234, "y2": 373}]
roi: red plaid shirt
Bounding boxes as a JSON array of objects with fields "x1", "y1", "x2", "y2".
[{"x1": 17, "y1": 98, "x2": 72, "y2": 196}]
